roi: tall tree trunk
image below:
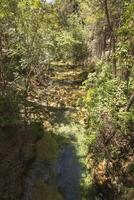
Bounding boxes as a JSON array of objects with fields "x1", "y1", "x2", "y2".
[{"x1": 103, "y1": 0, "x2": 117, "y2": 77}]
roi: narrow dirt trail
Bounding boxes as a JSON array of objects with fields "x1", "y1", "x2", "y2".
[{"x1": 49, "y1": 66, "x2": 86, "y2": 200}]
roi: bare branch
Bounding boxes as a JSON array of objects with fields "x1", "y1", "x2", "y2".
[{"x1": 125, "y1": 93, "x2": 134, "y2": 111}]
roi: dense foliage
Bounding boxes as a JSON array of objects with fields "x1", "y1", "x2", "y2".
[{"x1": 81, "y1": 0, "x2": 134, "y2": 199}]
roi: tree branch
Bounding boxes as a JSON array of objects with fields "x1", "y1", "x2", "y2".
[{"x1": 125, "y1": 93, "x2": 134, "y2": 111}]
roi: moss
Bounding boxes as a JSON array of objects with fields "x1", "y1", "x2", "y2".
[
  {"x1": 32, "y1": 181, "x2": 63, "y2": 200},
  {"x1": 36, "y1": 132, "x2": 59, "y2": 162}
]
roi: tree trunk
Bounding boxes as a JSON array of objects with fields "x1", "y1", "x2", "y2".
[{"x1": 103, "y1": 0, "x2": 117, "y2": 77}]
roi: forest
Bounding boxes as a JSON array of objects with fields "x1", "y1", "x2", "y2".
[{"x1": 0, "y1": 0, "x2": 134, "y2": 199}]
